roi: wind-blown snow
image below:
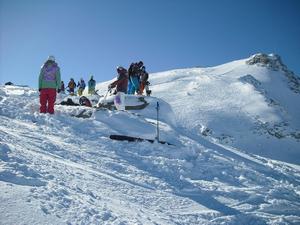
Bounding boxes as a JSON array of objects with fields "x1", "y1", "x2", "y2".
[{"x1": 1, "y1": 54, "x2": 300, "y2": 225}]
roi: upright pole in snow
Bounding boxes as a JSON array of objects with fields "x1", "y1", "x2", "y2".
[
  {"x1": 103, "y1": 88, "x2": 110, "y2": 102},
  {"x1": 156, "y1": 101, "x2": 160, "y2": 142}
]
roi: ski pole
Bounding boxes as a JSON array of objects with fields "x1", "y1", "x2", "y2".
[
  {"x1": 97, "y1": 88, "x2": 111, "y2": 106},
  {"x1": 103, "y1": 89, "x2": 110, "y2": 101},
  {"x1": 102, "y1": 88, "x2": 111, "y2": 102},
  {"x1": 156, "y1": 101, "x2": 160, "y2": 141}
]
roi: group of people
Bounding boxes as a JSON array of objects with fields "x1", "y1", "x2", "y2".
[
  {"x1": 108, "y1": 61, "x2": 150, "y2": 96},
  {"x1": 38, "y1": 56, "x2": 150, "y2": 114},
  {"x1": 60, "y1": 76, "x2": 96, "y2": 96}
]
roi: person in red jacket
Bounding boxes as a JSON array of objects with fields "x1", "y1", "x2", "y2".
[
  {"x1": 108, "y1": 66, "x2": 128, "y2": 94},
  {"x1": 38, "y1": 56, "x2": 61, "y2": 114}
]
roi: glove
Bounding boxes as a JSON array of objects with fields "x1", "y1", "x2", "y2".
[{"x1": 39, "y1": 88, "x2": 41, "y2": 92}]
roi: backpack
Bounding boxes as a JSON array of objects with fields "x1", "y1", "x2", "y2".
[
  {"x1": 42, "y1": 62, "x2": 58, "y2": 81},
  {"x1": 68, "y1": 80, "x2": 76, "y2": 88},
  {"x1": 79, "y1": 96, "x2": 92, "y2": 107}
]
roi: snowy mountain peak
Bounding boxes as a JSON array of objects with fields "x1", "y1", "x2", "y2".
[
  {"x1": 246, "y1": 53, "x2": 300, "y2": 93},
  {"x1": 246, "y1": 53, "x2": 286, "y2": 71},
  {"x1": 150, "y1": 54, "x2": 300, "y2": 164}
]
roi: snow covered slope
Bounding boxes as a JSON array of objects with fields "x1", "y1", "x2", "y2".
[
  {"x1": 150, "y1": 53, "x2": 300, "y2": 165},
  {"x1": 1, "y1": 54, "x2": 300, "y2": 225}
]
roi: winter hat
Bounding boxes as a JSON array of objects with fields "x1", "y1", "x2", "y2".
[
  {"x1": 47, "y1": 55, "x2": 55, "y2": 62},
  {"x1": 117, "y1": 66, "x2": 125, "y2": 72}
]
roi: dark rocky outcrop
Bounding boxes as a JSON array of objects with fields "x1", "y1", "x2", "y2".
[{"x1": 246, "y1": 53, "x2": 300, "y2": 93}]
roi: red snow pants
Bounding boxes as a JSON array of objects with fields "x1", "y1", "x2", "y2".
[{"x1": 40, "y1": 88, "x2": 57, "y2": 114}]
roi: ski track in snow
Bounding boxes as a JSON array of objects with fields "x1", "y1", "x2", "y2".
[{"x1": 1, "y1": 56, "x2": 300, "y2": 225}]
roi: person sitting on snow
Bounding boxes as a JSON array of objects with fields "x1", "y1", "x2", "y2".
[
  {"x1": 38, "y1": 55, "x2": 61, "y2": 114},
  {"x1": 108, "y1": 66, "x2": 128, "y2": 94},
  {"x1": 88, "y1": 75, "x2": 96, "y2": 95},
  {"x1": 77, "y1": 78, "x2": 86, "y2": 96}
]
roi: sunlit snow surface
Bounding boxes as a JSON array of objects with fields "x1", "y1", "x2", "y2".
[{"x1": 1, "y1": 56, "x2": 300, "y2": 224}]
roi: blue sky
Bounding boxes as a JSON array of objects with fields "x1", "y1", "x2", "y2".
[{"x1": 1, "y1": 0, "x2": 300, "y2": 88}]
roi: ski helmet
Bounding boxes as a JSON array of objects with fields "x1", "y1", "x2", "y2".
[{"x1": 138, "y1": 61, "x2": 143, "y2": 67}]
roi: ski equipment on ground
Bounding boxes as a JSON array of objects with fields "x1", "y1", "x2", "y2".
[{"x1": 109, "y1": 134, "x2": 173, "y2": 145}]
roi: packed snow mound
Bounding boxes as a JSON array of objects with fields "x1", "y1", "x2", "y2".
[
  {"x1": 57, "y1": 92, "x2": 176, "y2": 127},
  {"x1": 150, "y1": 53, "x2": 300, "y2": 164},
  {"x1": 0, "y1": 85, "x2": 177, "y2": 143}
]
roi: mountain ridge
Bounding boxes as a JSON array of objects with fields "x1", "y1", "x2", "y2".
[{"x1": 148, "y1": 53, "x2": 300, "y2": 164}]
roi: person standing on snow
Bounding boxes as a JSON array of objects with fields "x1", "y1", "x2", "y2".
[
  {"x1": 128, "y1": 61, "x2": 143, "y2": 94},
  {"x1": 38, "y1": 55, "x2": 61, "y2": 114},
  {"x1": 108, "y1": 66, "x2": 128, "y2": 94},
  {"x1": 77, "y1": 78, "x2": 86, "y2": 96},
  {"x1": 139, "y1": 66, "x2": 149, "y2": 95},
  {"x1": 67, "y1": 78, "x2": 76, "y2": 95},
  {"x1": 88, "y1": 75, "x2": 96, "y2": 95},
  {"x1": 127, "y1": 62, "x2": 135, "y2": 94},
  {"x1": 58, "y1": 80, "x2": 65, "y2": 93}
]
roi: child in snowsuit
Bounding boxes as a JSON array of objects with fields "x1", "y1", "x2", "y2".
[
  {"x1": 67, "y1": 78, "x2": 76, "y2": 95},
  {"x1": 77, "y1": 78, "x2": 86, "y2": 96},
  {"x1": 88, "y1": 76, "x2": 96, "y2": 95},
  {"x1": 38, "y1": 55, "x2": 61, "y2": 114}
]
